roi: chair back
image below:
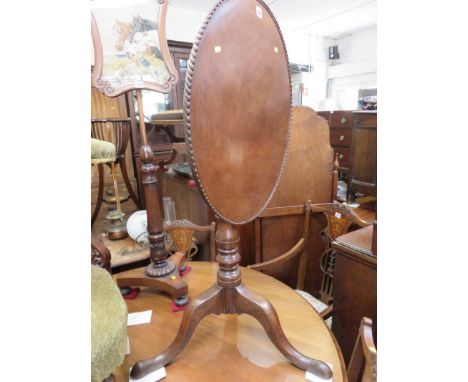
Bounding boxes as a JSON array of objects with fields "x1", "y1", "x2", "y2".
[
  {"x1": 248, "y1": 107, "x2": 337, "y2": 292},
  {"x1": 164, "y1": 220, "x2": 216, "y2": 261},
  {"x1": 248, "y1": 202, "x2": 311, "y2": 290},
  {"x1": 91, "y1": 118, "x2": 131, "y2": 161},
  {"x1": 348, "y1": 317, "x2": 377, "y2": 382},
  {"x1": 310, "y1": 202, "x2": 371, "y2": 241},
  {"x1": 309, "y1": 202, "x2": 372, "y2": 304}
]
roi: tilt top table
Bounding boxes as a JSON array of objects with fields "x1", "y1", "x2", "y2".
[
  {"x1": 125, "y1": 0, "x2": 332, "y2": 379},
  {"x1": 115, "y1": 261, "x2": 347, "y2": 381}
]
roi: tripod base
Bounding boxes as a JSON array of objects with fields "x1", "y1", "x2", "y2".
[
  {"x1": 130, "y1": 281, "x2": 332, "y2": 380},
  {"x1": 129, "y1": 222, "x2": 332, "y2": 381},
  {"x1": 116, "y1": 252, "x2": 188, "y2": 303}
]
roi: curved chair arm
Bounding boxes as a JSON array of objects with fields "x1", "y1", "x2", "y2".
[
  {"x1": 309, "y1": 202, "x2": 373, "y2": 227},
  {"x1": 348, "y1": 317, "x2": 377, "y2": 382},
  {"x1": 247, "y1": 238, "x2": 305, "y2": 273},
  {"x1": 164, "y1": 220, "x2": 216, "y2": 260},
  {"x1": 360, "y1": 317, "x2": 377, "y2": 360},
  {"x1": 164, "y1": 220, "x2": 215, "y2": 233}
]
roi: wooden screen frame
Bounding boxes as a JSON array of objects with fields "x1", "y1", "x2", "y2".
[{"x1": 91, "y1": 0, "x2": 178, "y2": 96}]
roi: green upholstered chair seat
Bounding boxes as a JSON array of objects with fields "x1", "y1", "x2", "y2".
[
  {"x1": 91, "y1": 138, "x2": 116, "y2": 164},
  {"x1": 91, "y1": 265, "x2": 127, "y2": 382}
]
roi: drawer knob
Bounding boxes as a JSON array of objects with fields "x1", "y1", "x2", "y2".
[
  {"x1": 339, "y1": 154, "x2": 344, "y2": 159},
  {"x1": 341, "y1": 117, "x2": 346, "y2": 124},
  {"x1": 339, "y1": 135, "x2": 345, "y2": 141}
]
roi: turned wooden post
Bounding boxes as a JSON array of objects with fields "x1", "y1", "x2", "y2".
[
  {"x1": 115, "y1": 90, "x2": 187, "y2": 305},
  {"x1": 136, "y1": 89, "x2": 174, "y2": 277},
  {"x1": 215, "y1": 222, "x2": 242, "y2": 313},
  {"x1": 139, "y1": 144, "x2": 175, "y2": 277},
  {"x1": 216, "y1": 222, "x2": 241, "y2": 287}
]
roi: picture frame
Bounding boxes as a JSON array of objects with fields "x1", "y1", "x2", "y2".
[{"x1": 91, "y1": 0, "x2": 178, "y2": 96}]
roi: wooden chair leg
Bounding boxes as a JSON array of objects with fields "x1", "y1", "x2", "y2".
[
  {"x1": 92, "y1": 163, "x2": 105, "y2": 226},
  {"x1": 110, "y1": 162, "x2": 122, "y2": 213},
  {"x1": 235, "y1": 283, "x2": 333, "y2": 380},
  {"x1": 119, "y1": 159, "x2": 141, "y2": 209},
  {"x1": 129, "y1": 284, "x2": 223, "y2": 379}
]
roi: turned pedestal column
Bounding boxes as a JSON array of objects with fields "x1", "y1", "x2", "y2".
[{"x1": 116, "y1": 90, "x2": 188, "y2": 305}]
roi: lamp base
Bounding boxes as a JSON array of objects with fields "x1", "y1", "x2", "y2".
[{"x1": 106, "y1": 228, "x2": 128, "y2": 241}]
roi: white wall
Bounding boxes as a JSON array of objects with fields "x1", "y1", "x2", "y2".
[
  {"x1": 325, "y1": 26, "x2": 377, "y2": 110},
  {"x1": 166, "y1": 6, "x2": 207, "y2": 42},
  {"x1": 164, "y1": 8, "x2": 332, "y2": 111},
  {"x1": 337, "y1": 26, "x2": 376, "y2": 63},
  {"x1": 327, "y1": 26, "x2": 377, "y2": 79},
  {"x1": 164, "y1": 8, "x2": 377, "y2": 111},
  {"x1": 282, "y1": 31, "x2": 331, "y2": 110},
  {"x1": 282, "y1": 30, "x2": 312, "y2": 64},
  {"x1": 301, "y1": 34, "x2": 333, "y2": 110}
]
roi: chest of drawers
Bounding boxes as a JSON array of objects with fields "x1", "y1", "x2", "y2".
[
  {"x1": 318, "y1": 110, "x2": 377, "y2": 202},
  {"x1": 318, "y1": 111, "x2": 354, "y2": 172}
]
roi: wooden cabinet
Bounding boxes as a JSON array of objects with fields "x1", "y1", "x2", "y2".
[
  {"x1": 332, "y1": 146, "x2": 351, "y2": 169},
  {"x1": 318, "y1": 110, "x2": 377, "y2": 201},
  {"x1": 348, "y1": 111, "x2": 377, "y2": 201},
  {"x1": 331, "y1": 225, "x2": 377, "y2": 364},
  {"x1": 330, "y1": 128, "x2": 352, "y2": 147},
  {"x1": 318, "y1": 110, "x2": 353, "y2": 174},
  {"x1": 330, "y1": 111, "x2": 354, "y2": 128}
]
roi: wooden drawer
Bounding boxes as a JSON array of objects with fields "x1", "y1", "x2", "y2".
[
  {"x1": 330, "y1": 111, "x2": 353, "y2": 128},
  {"x1": 330, "y1": 128, "x2": 352, "y2": 147},
  {"x1": 333, "y1": 147, "x2": 350, "y2": 168}
]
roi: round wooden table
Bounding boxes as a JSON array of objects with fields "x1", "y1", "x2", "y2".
[{"x1": 115, "y1": 262, "x2": 347, "y2": 381}]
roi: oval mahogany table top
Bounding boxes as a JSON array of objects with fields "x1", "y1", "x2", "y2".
[
  {"x1": 185, "y1": 0, "x2": 291, "y2": 225},
  {"x1": 114, "y1": 262, "x2": 347, "y2": 381}
]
